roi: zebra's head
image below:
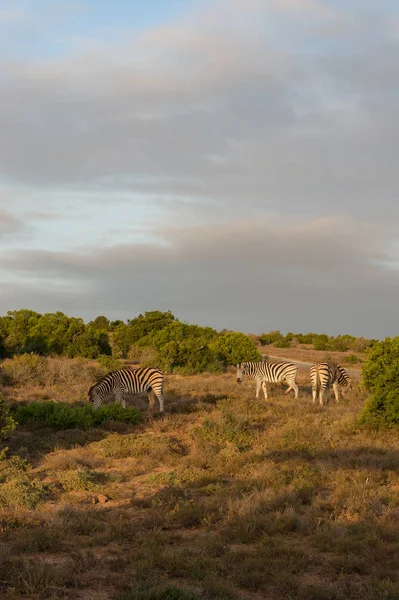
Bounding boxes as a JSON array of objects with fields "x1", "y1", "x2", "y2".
[
  {"x1": 88, "y1": 384, "x2": 101, "y2": 410},
  {"x1": 342, "y1": 376, "x2": 353, "y2": 395},
  {"x1": 236, "y1": 363, "x2": 246, "y2": 383}
]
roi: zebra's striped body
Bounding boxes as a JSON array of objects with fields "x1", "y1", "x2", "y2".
[
  {"x1": 88, "y1": 367, "x2": 165, "y2": 412},
  {"x1": 236, "y1": 361, "x2": 299, "y2": 399},
  {"x1": 310, "y1": 362, "x2": 352, "y2": 405}
]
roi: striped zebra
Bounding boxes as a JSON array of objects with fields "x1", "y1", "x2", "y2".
[
  {"x1": 310, "y1": 362, "x2": 352, "y2": 406},
  {"x1": 236, "y1": 361, "x2": 299, "y2": 399},
  {"x1": 88, "y1": 367, "x2": 165, "y2": 412}
]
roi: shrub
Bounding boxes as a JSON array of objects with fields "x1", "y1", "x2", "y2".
[
  {"x1": 211, "y1": 332, "x2": 261, "y2": 366},
  {"x1": 295, "y1": 333, "x2": 316, "y2": 345},
  {"x1": 259, "y1": 330, "x2": 284, "y2": 346},
  {"x1": 11, "y1": 401, "x2": 141, "y2": 430},
  {"x1": 0, "y1": 310, "x2": 112, "y2": 357},
  {"x1": 273, "y1": 338, "x2": 291, "y2": 349},
  {"x1": 0, "y1": 354, "x2": 104, "y2": 387},
  {"x1": 0, "y1": 477, "x2": 49, "y2": 508},
  {"x1": 0, "y1": 394, "x2": 16, "y2": 448},
  {"x1": 56, "y1": 467, "x2": 108, "y2": 491},
  {"x1": 313, "y1": 334, "x2": 330, "y2": 351},
  {"x1": 361, "y1": 337, "x2": 399, "y2": 425},
  {"x1": 345, "y1": 354, "x2": 363, "y2": 364}
]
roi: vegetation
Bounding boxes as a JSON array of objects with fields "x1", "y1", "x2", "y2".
[
  {"x1": 361, "y1": 337, "x2": 399, "y2": 425},
  {"x1": 1, "y1": 366, "x2": 399, "y2": 599},
  {"x1": 11, "y1": 401, "x2": 141, "y2": 430},
  {"x1": 258, "y1": 329, "x2": 376, "y2": 354}
]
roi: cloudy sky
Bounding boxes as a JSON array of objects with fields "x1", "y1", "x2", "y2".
[{"x1": 0, "y1": 0, "x2": 398, "y2": 338}]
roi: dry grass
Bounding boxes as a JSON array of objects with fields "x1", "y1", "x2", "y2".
[{"x1": 1, "y1": 366, "x2": 399, "y2": 599}]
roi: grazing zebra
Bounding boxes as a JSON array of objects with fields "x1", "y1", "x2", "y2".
[
  {"x1": 88, "y1": 367, "x2": 165, "y2": 412},
  {"x1": 236, "y1": 361, "x2": 299, "y2": 399},
  {"x1": 310, "y1": 362, "x2": 352, "y2": 406}
]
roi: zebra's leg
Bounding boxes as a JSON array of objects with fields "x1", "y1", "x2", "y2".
[
  {"x1": 284, "y1": 382, "x2": 299, "y2": 399},
  {"x1": 255, "y1": 379, "x2": 261, "y2": 399},
  {"x1": 312, "y1": 387, "x2": 317, "y2": 403},
  {"x1": 333, "y1": 382, "x2": 340, "y2": 403},
  {"x1": 114, "y1": 389, "x2": 126, "y2": 408},
  {"x1": 261, "y1": 380, "x2": 268, "y2": 400},
  {"x1": 319, "y1": 387, "x2": 324, "y2": 406},
  {"x1": 157, "y1": 393, "x2": 164, "y2": 413}
]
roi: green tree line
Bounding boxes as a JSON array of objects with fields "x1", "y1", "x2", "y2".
[
  {"x1": 0, "y1": 310, "x2": 260, "y2": 374},
  {"x1": 258, "y1": 330, "x2": 376, "y2": 353}
]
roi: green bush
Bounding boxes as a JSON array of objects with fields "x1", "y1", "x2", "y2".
[
  {"x1": 0, "y1": 476, "x2": 49, "y2": 508},
  {"x1": 0, "y1": 310, "x2": 111, "y2": 357},
  {"x1": 273, "y1": 338, "x2": 291, "y2": 349},
  {"x1": 295, "y1": 333, "x2": 316, "y2": 345},
  {"x1": 56, "y1": 467, "x2": 108, "y2": 491},
  {"x1": 211, "y1": 332, "x2": 261, "y2": 365},
  {"x1": 345, "y1": 354, "x2": 363, "y2": 364},
  {"x1": 0, "y1": 394, "x2": 16, "y2": 443},
  {"x1": 361, "y1": 337, "x2": 399, "y2": 425},
  {"x1": 11, "y1": 401, "x2": 141, "y2": 430},
  {"x1": 259, "y1": 330, "x2": 284, "y2": 346},
  {"x1": 312, "y1": 334, "x2": 330, "y2": 351}
]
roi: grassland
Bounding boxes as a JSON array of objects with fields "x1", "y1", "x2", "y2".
[{"x1": 1, "y1": 360, "x2": 399, "y2": 600}]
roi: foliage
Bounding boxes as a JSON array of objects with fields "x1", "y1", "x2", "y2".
[
  {"x1": 0, "y1": 394, "x2": 16, "y2": 456},
  {"x1": 0, "y1": 476, "x2": 49, "y2": 508},
  {"x1": 88, "y1": 315, "x2": 111, "y2": 331},
  {"x1": 259, "y1": 330, "x2": 285, "y2": 346},
  {"x1": 211, "y1": 332, "x2": 261, "y2": 365},
  {"x1": 361, "y1": 337, "x2": 399, "y2": 425},
  {"x1": 113, "y1": 311, "x2": 175, "y2": 356},
  {"x1": 295, "y1": 332, "x2": 316, "y2": 344},
  {"x1": 312, "y1": 334, "x2": 330, "y2": 351},
  {"x1": 0, "y1": 310, "x2": 111, "y2": 358},
  {"x1": 11, "y1": 401, "x2": 141, "y2": 430},
  {"x1": 345, "y1": 354, "x2": 363, "y2": 364}
]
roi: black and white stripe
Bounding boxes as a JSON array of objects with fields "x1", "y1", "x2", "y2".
[
  {"x1": 88, "y1": 367, "x2": 165, "y2": 412},
  {"x1": 310, "y1": 362, "x2": 352, "y2": 405},
  {"x1": 236, "y1": 361, "x2": 299, "y2": 399}
]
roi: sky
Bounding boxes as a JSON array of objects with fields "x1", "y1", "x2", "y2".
[{"x1": 0, "y1": 0, "x2": 398, "y2": 338}]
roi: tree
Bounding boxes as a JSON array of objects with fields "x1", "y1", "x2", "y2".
[
  {"x1": 313, "y1": 334, "x2": 329, "y2": 351},
  {"x1": 113, "y1": 311, "x2": 176, "y2": 357},
  {"x1": 89, "y1": 316, "x2": 111, "y2": 331},
  {"x1": 361, "y1": 337, "x2": 399, "y2": 425},
  {"x1": 211, "y1": 332, "x2": 261, "y2": 366}
]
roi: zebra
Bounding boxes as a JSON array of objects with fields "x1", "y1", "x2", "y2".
[
  {"x1": 310, "y1": 362, "x2": 352, "y2": 405},
  {"x1": 236, "y1": 361, "x2": 299, "y2": 399},
  {"x1": 88, "y1": 367, "x2": 165, "y2": 412}
]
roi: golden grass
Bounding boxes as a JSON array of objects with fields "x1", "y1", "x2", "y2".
[{"x1": 1, "y1": 369, "x2": 399, "y2": 599}]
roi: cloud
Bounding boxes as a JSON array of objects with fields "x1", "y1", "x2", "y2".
[
  {"x1": 0, "y1": 210, "x2": 23, "y2": 237},
  {"x1": 0, "y1": 0, "x2": 398, "y2": 339},
  {"x1": 0, "y1": 10, "x2": 24, "y2": 24},
  {"x1": 0, "y1": 0, "x2": 396, "y2": 226},
  {"x1": 0, "y1": 216, "x2": 397, "y2": 337}
]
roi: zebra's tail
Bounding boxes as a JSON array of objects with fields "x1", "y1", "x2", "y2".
[{"x1": 315, "y1": 365, "x2": 322, "y2": 403}]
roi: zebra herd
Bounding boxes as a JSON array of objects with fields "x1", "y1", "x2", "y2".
[
  {"x1": 88, "y1": 359, "x2": 352, "y2": 412},
  {"x1": 237, "y1": 359, "x2": 352, "y2": 406}
]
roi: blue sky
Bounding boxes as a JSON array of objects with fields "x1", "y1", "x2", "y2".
[{"x1": 0, "y1": 0, "x2": 398, "y2": 337}]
